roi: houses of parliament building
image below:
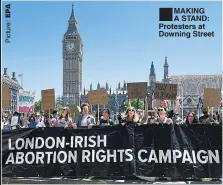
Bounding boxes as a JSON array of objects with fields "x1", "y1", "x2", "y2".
[
  {"x1": 79, "y1": 56, "x2": 222, "y2": 114},
  {"x1": 80, "y1": 57, "x2": 171, "y2": 112}
]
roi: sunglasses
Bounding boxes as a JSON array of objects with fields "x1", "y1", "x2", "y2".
[{"x1": 158, "y1": 109, "x2": 164, "y2": 111}]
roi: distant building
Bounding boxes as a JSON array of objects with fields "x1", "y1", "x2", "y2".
[
  {"x1": 146, "y1": 57, "x2": 222, "y2": 114},
  {"x1": 81, "y1": 82, "x2": 128, "y2": 112},
  {"x1": 2, "y1": 68, "x2": 23, "y2": 112},
  {"x1": 80, "y1": 57, "x2": 170, "y2": 112},
  {"x1": 168, "y1": 74, "x2": 222, "y2": 115}
]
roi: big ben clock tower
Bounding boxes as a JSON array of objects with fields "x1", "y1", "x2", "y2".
[{"x1": 62, "y1": 5, "x2": 83, "y2": 106}]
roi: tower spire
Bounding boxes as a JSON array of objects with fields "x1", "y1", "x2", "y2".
[
  {"x1": 164, "y1": 56, "x2": 168, "y2": 66},
  {"x1": 64, "y1": 3, "x2": 80, "y2": 37},
  {"x1": 163, "y1": 56, "x2": 169, "y2": 80},
  {"x1": 69, "y1": 3, "x2": 75, "y2": 21},
  {"x1": 150, "y1": 61, "x2": 155, "y2": 76}
]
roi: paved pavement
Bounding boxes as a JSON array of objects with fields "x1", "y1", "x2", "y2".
[{"x1": 2, "y1": 177, "x2": 222, "y2": 184}]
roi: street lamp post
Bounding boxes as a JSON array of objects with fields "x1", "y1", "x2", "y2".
[
  {"x1": 181, "y1": 87, "x2": 184, "y2": 121},
  {"x1": 177, "y1": 82, "x2": 184, "y2": 121},
  {"x1": 197, "y1": 93, "x2": 203, "y2": 118}
]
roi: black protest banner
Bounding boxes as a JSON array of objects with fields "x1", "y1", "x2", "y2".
[
  {"x1": 134, "y1": 124, "x2": 222, "y2": 179},
  {"x1": 2, "y1": 125, "x2": 133, "y2": 177},
  {"x1": 2, "y1": 124, "x2": 222, "y2": 179}
]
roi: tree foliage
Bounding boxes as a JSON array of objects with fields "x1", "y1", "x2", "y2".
[
  {"x1": 34, "y1": 100, "x2": 42, "y2": 113},
  {"x1": 57, "y1": 104, "x2": 63, "y2": 115},
  {"x1": 123, "y1": 98, "x2": 144, "y2": 110}
]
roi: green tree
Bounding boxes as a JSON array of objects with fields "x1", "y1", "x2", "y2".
[
  {"x1": 123, "y1": 98, "x2": 144, "y2": 110},
  {"x1": 34, "y1": 99, "x2": 42, "y2": 113},
  {"x1": 57, "y1": 104, "x2": 63, "y2": 115}
]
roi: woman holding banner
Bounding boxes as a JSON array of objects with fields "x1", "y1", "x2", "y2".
[
  {"x1": 120, "y1": 97, "x2": 148, "y2": 126},
  {"x1": 184, "y1": 112, "x2": 199, "y2": 124},
  {"x1": 153, "y1": 107, "x2": 173, "y2": 124},
  {"x1": 76, "y1": 103, "x2": 96, "y2": 128},
  {"x1": 51, "y1": 110, "x2": 59, "y2": 127},
  {"x1": 100, "y1": 108, "x2": 114, "y2": 126},
  {"x1": 58, "y1": 107, "x2": 76, "y2": 128}
]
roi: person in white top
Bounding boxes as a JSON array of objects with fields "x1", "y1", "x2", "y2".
[
  {"x1": 76, "y1": 103, "x2": 96, "y2": 128},
  {"x1": 58, "y1": 107, "x2": 76, "y2": 129},
  {"x1": 51, "y1": 110, "x2": 59, "y2": 127},
  {"x1": 154, "y1": 107, "x2": 173, "y2": 124},
  {"x1": 37, "y1": 112, "x2": 45, "y2": 125}
]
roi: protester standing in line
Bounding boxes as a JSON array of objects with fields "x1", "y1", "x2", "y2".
[
  {"x1": 120, "y1": 102, "x2": 140, "y2": 126},
  {"x1": 76, "y1": 103, "x2": 96, "y2": 128},
  {"x1": 100, "y1": 108, "x2": 114, "y2": 126},
  {"x1": 58, "y1": 107, "x2": 75, "y2": 128},
  {"x1": 184, "y1": 112, "x2": 199, "y2": 124},
  {"x1": 28, "y1": 116, "x2": 37, "y2": 128},
  {"x1": 199, "y1": 107, "x2": 215, "y2": 124},
  {"x1": 51, "y1": 110, "x2": 59, "y2": 127},
  {"x1": 37, "y1": 111, "x2": 45, "y2": 126},
  {"x1": 153, "y1": 107, "x2": 173, "y2": 124}
]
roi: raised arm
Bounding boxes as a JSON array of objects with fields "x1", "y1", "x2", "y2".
[
  {"x1": 174, "y1": 95, "x2": 180, "y2": 114},
  {"x1": 141, "y1": 97, "x2": 148, "y2": 124}
]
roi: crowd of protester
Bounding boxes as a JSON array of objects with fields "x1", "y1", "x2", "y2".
[{"x1": 2, "y1": 96, "x2": 222, "y2": 132}]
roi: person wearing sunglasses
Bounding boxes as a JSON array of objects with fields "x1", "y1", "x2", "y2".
[
  {"x1": 154, "y1": 107, "x2": 173, "y2": 124},
  {"x1": 121, "y1": 108, "x2": 138, "y2": 126},
  {"x1": 121, "y1": 101, "x2": 140, "y2": 126},
  {"x1": 58, "y1": 107, "x2": 75, "y2": 128}
]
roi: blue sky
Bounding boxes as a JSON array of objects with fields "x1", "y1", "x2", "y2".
[{"x1": 2, "y1": 1, "x2": 222, "y2": 101}]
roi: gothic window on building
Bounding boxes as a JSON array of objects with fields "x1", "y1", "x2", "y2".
[
  {"x1": 65, "y1": 73, "x2": 69, "y2": 81},
  {"x1": 72, "y1": 84, "x2": 75, "y2": 91},
  {"x1": 69, "y1": 72, "x2": 72, "y2": 81},
  {"x1": 69, "y1": 60, "x2": 72, "y2": 69},
  {"x1": 70, "y1": 84, "x2": 72, "y2": 93},
  {"x1": 67, "y1": 61, "x2": 70, "y2": 69},
  {"x1": 66, "y1": 85, "x2": 69, "y2": 94},
  {"x1": 187, "y1": 98, "x2": 192, "y2": 104},
  {"x1": 63, "y1": 84, "x2": 66, "y2": 93}
]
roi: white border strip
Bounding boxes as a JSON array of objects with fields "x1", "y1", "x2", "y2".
[
  {"x1": 1, "y1": 0, "x2": 223, "y2": 1},
  {"x1": 1, "y1": 1, "x2": 223, "y2": 185}
]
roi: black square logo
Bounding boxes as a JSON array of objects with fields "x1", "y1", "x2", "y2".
[{"x1": 159, "y1": 8, "x2": 173, "y2": 21}]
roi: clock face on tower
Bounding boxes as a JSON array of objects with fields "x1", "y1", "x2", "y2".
[{"x1": 66, "y1": 42, "x2": 75, "y2": 52}]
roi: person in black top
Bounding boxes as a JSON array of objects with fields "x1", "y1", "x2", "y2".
[
  {"x1": 121, "y1": 105, "x2": 140, "y2": 126},
  {"x1": 199, "y1": 107, "x2": 215, "y2": 124},
  {"x1": 185, "y1": 112, "x2": 199, "y2": 124},
  {"x1": 43, "y1": 113, "x2": 51, "y2": 127},
  {"x1": 100, "y1": 108, "x2": 114, "y2": 126}
]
